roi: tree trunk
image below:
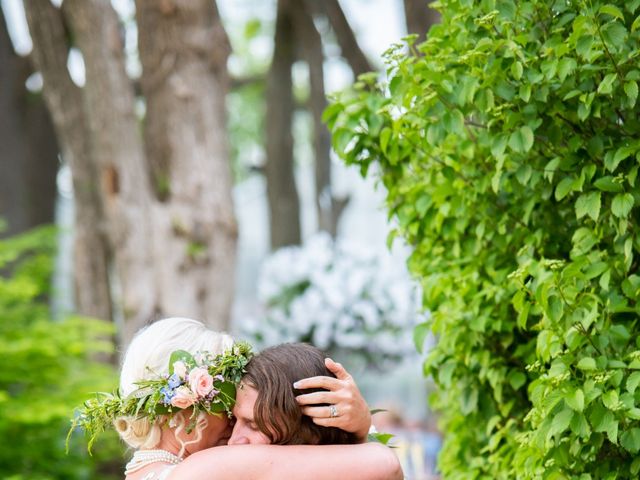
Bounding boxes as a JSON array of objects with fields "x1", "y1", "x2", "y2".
[
  {"x1": 293, "y1": 1, "x2": 348, "y2": 237},
  {"x1": 402, "y1": 0, "x2": 440, "y2": 42},
  {"x1": 0, "y1": 6, "x2": 58, "y2": 236},
  {"x1": 135, "y1": 0, "x2": 237, "y2": 331},
  {"x1": 265, "y1": 0, "x2": 301, "y2": 249},
  {"x1": 62, "y1": 0, "x2": 164, "y2": 342},
  {"x1": 22, "y1": 0, "x2": 112, "y2": 321}
]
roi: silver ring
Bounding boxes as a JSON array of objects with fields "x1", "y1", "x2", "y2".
[{"x1": 329, "y1": 405, "x2": 338, "y2": 418}]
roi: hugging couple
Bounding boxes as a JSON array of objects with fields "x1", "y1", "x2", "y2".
[{"x1": 76, "y1": 317, "x2": 403, "y2": 480}]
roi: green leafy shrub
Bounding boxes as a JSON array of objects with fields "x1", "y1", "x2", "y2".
[
  {"x1": 326, "y1": 0, "x2": 640, "y2": 478},
  {"x1": 0, "y1": 225, "x2": 121, "y2": 479}
]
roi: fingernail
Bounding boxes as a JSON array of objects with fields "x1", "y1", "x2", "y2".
[{"x1": 293, "y1": 381, "x2": 301, "y2": 389}]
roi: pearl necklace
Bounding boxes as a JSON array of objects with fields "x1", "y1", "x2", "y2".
[{"x1": 124, "y1": 449, "x2": 183, "y2": 475}]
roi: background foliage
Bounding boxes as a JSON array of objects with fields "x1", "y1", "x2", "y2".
[
  {"x1": 0, "y1": 223, "x2": 121, "y2": 479},
  {"x1": 327, "y1": 0, "x2": 640, "y2": 477}
]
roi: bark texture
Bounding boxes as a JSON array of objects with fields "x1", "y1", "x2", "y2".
[
  {"x1": 0, "y1": 6, "x2": 58, "y2": 236},
  {"x1": 135, "y1": 0, "x2": 237, "y2": 331},
  {"x1": 265, "y1": 0, "x2": 301, "y2": 249},
  {"x1": 22, "y1": 0, "x2": 112, "y2": 320}
]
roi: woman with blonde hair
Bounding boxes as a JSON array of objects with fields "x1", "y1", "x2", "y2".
[{"x1": 75, "y1": 317, "x2": 402, "y2": 480}]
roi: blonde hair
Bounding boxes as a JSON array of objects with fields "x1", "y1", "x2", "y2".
[{"x1": 115, "y1": 317, "x2": 233, "y2": 452}]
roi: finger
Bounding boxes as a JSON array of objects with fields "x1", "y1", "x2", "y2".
[
  {"x1": 294, "y1": 375, "x2": 342, "y2": 391},
  {"x1": 300, "y1": 405, "x2": 337, "y2": 418},
  {"x1": 295, "y1": 391, "x2": 334, "y2": 405},
  {"x1": 311, "y1": 417, "x2": 341, "y2": 428},
  {"x1": 325, "y1": 358, "x2": 351, "y2": 381}
]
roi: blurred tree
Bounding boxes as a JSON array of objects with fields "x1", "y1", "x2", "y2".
[
  {"x1": 265, "y1": 0, "x2": 373, "y2": 249},
  {"x1": 0, "y1": 6, "x2": 58, "y2": 237},
  {"x1": 23, "y1": 0, "x2": 237, "y2": 343},
  {"x1": 19, "y1": 1, "x2": 112, "y2": 322},
  {"x1": 319, "y1": 0, "x2": 372, "y2": 77},
  {"x1": 402, "y1": 0, "x2": 440, "y2": 42},
  {"x1": 265, "y1": 0, "x2": 301, "y2": 249}
]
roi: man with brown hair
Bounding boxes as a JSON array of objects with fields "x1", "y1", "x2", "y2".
[{"x1": 229, "y1": 343, "x2": 372, "y2": 445}]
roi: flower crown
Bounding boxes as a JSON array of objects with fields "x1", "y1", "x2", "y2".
[{"x1": 68, "y1": 342, "x2": 252, "y2": 452}]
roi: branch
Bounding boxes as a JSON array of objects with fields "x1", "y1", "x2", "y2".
[{"x1": 318, "y1": 0, "x2": 374, "y2": 77}]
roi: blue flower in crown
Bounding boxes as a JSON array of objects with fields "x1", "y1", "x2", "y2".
[
  {"x1": 167, "y1": 373, "x2": 182, "y2": 389},
  {"x1": 160, "y1": 386, "x2": 176, "y2": 405}
]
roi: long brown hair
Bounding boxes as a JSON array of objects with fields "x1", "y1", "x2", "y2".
[{"x1": 242, "y1": 343, "x2": 358, "y2": 445}]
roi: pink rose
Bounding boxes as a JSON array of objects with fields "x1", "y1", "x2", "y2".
[
  {"x1": 188, "y1": 367, "x2": 214, "y2": 398},
  {"x1": 171, "y1": 386, "x2": 197, "y2": 409}
]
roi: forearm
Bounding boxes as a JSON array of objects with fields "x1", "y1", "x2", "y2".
[{"x1": 174, "y1": 443, "x2": 403, "y2": 480}]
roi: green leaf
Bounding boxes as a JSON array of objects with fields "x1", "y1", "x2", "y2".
[
  {"x1": 547, "y1": 296, "x2": 564, "y2": 323},
  {"x1": 380, "y1": 127, "x2": 392, "y2": 154},
  {"x1": 413, "y1": 322, "x2": 430, "y2": 353},
  {"x1": 566, "y1": 388, "x2": 585, "y2": 411},
  {"x1": 621, "y1": 428, "x2": 640, "y2": 454},
  {"x1": 575, "y1": 191, "x2": 601, "y2": 221},
  {"x1": 611, "y1": 193, "x2": 634, "y2": 218},
  {"x1": 578, "y1": 357, "x2": 597, "y2": 370},
  {"x1": 549, "y1": 408, "x2": 574, "y2": 437},
  {"x1": 605, "y1": 146, "x2": 633, "y2": 172},
  {"x1": 511, "y1": 61, "x2": 523, "y2": 80},
  {"x1": 602, "y1": 390, "x2": 619, "y2": 410},
  {"x1": 517, "y1": 301, "x2": 530, "y2": 329},
  {"x1": 627, "y1": 372, "x2": 640, "y2": 394},
  {"x1": 597, "y1": 73, "x2": 617, "y2": 95},
  {"x1": 555, "y1": 177, "x2": 574, "y2": 200},
  {"x1": 593, "y1": 409, "x2": 618, "y2": 444},
  {"x1": 368, "y1": 432, "x2": 395, "y2": 445},
  {"x1": 593, "y1": 176, "x2": 623, "y2": 192},
  {"x1": 624, "y1": 81, "x2": 638, "y2": 106},
  {"x1": 558, "y1": 58, "x2": 576, "y2": 81},
  {"x1": 570, "y1": 412, "x2": 591, "y2": 438},
  {"x1": 509, "y1": 126, "x2": 534, "y2": 153},
  {"x1": 515, "y1": 164, "x2": 532, "y2": 186},
  {"x1": 633, "y1": 456, "x2": 640, "y2": 476},
  {"x1": 508, "y1": 371, "x2": 526, "y2": 390},
  {"x1": 633, "y1": 15, "x2": 640, "y2": 32},
  {"x1": 599, "y1": 4, "x2": 624, "y2": 20},
  {"x1": 602, "y1": 22, "x2": 628, "y2": 47},
  {"x1": 491, "y1": 134, "x2": 508, "y2": 158}
]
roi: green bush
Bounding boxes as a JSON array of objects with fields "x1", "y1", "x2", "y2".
[
  {"x1": 326, "y1": 0, "x2": 640, "y2": 478},
  {"x1": 0, "y1": 225, "x2": 121, "y2": 479}
]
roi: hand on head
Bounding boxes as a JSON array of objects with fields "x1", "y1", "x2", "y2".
[{"x1": 294, "y1": 358, "x2": 372, "y2": 443}]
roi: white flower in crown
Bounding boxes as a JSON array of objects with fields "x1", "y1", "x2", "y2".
[{"x1": 173, "y1": 360, "x2": 188, "y2": 379}]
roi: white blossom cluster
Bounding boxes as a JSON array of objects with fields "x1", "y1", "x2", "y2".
[{"x1": 243, "y1": 233, "x2": 425, "y2": 366}]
